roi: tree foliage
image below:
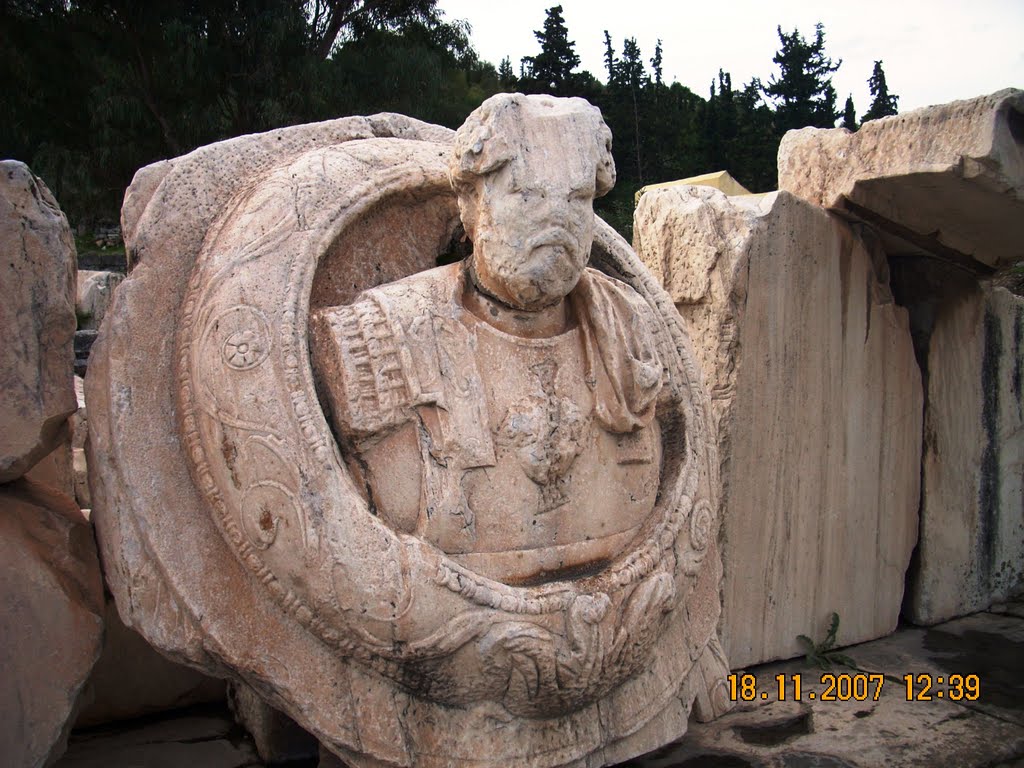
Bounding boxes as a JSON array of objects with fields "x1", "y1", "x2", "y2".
[
  {"x1": 3, "y1": 3, "x2": 884, "y2": 238},
  {"x1": 862, "y1": 60, "x2": 899, "y2": 122},
  {"x1": 842, "y1": 95, "x2": 858, "y2": 131},
  {"x1": 0, "y1": 0, "x2": 494, "y2": 223},
  {"x1": 764, "y1": 23, "x2": 841, "y2": 132},
  {"x1": 520, "y1": 5, "x2": 581, "y2": 96}
]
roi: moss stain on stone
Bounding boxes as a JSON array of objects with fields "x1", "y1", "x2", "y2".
[{"x1": 978, "y1": 307, "x2": 1002, "y2": 594}]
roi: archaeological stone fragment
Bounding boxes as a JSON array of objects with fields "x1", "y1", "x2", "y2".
[
  {"x1": 0, "y1": 479, "x2": 104, "y2": 768},
  {"x1": 0, "y1": 160, "x2": 78, "y2": 482},
  {"x1": 908, "y1": 286, "x2": 1024, "y2": 624},
  {"x1": 76, "y1": 270, "x2": 124, "y2": 332},
  {"x1": 87, "y1": 96, "x2": 732, "y2": 767},
  {"x1": 634, "y1": 186, "x2": 922, "y2": 667},
  {"x1": 778, "y1": 89, "x2": 1024, "y2": 273}
]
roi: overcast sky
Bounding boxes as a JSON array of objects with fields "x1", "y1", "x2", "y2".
[{"x1": 437, "y1": 0, "x2": 1024, "y2": 115}]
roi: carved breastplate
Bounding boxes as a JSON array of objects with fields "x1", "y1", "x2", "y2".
[
  {"x1": 309, "y1": 265, "x2": 665, "y2": 586},
  {"x1": 451, "y1": 316, "x2": 661, "y2": 583}
]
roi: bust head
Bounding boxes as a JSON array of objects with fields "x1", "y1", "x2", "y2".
[{"x1": 450, "y1": 93, "x2": 616, "y2": 311}]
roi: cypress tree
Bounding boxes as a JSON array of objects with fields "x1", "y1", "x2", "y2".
[{"x1": 862, "y1": 60, "x2": 899, "y2": 122}]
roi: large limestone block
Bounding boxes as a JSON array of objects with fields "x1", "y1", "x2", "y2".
[
  {"x1": 778, "y1": 89, "x2": 1024, "y2": 272},
  {"x1": 0, "y1": 161, "x2": 78, "y2": 482},
  {"x1": 87, "y1": 100, "x2": 731, "y2": 768},
  {"x1": 908, "y1": 286, "x2": 1024, "y2": 624},
  {"x1": 634, "y1": 186, "x2": 923, "y2": 668},
  {"x1": 0, "y1": 479, "x2": 104, "y2": 768}
]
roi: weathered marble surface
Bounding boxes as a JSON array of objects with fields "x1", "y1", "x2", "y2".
[
  {"x1": 0, "y1": 479, "x2": 104, "y2": 768},
  {"x1": 76, "y1": 270, "x2": 123, "y2": 331},
  {"x1": 778, "y1": 89, "x2": 1024, "y2": 272},
  {"x1": 88, "y1": 97, "x2": 730, "y2": 767},
  {"x1": 907, "y1": 286, "x2": 1024, "y2": 624},
  {"x1": 634, "y1": 186, "x2": 922, "y2": 668},
  {"x1": 75, "y1": 597, "x2": 225, "y2": 728},
  {"x1": 0, "y1": 160, "x2": 78, "y2": 482},
  {"x1": 227, "y1": 682, "x2": 317, "y2": 764}
]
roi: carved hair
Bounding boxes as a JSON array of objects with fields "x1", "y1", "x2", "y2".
[{"x1": 449, "y1": 93, "x2": 616, "y2": 198}]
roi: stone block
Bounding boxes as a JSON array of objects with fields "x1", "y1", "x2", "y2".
[
  {"x1": 0, "y1": 479, "x2": 104, "y2": 768},
  {"x1": 53, "y1": 711, "x2": 259, "y2": 768},
  {"x1": 76, "y1": 270, "x2": 123, "y2": 332},
  {"x1": 75, "y1": 597, "x2": 225, "y2": 728},
  {"x1": 634, "y1": 186, "x2": 922, "y2": 668},
  {"x1": 778, "y1": 89, "x2": 1024, "y2": 273},
  {"x1": 908, "y1": 286, "x2": 1024, "y2": 624},
  {"x1": 0, "y1": 161, "x2": 78, "y2": 482},
  {"x1": 26, "y1": 439, "x2": 75, "y2": 498},
  {"x1": 227, "y1": 682, "x2": 317, "y2": 763}
]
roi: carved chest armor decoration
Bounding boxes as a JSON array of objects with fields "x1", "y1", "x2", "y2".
[{"x1": 311, "y1": 264, "x2": 663, "y2": 585}]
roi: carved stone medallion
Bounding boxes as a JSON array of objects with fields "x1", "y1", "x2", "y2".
[{"x1": 87, "y1": 102, "x2": 731, "y2": 768}]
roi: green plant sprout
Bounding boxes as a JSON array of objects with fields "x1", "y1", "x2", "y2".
[{"x1": 798, "y1": 612, "x2": 859, "y2": 671}]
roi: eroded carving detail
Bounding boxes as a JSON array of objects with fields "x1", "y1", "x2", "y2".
[{"x1": 125, "y1": 95, "x2": 732, "y2": 765}]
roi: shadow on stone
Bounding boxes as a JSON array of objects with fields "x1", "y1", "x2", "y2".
[{"x1": 733, "y1": 710, "x2": 813, "y2": 747}]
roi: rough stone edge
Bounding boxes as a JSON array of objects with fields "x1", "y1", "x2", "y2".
[{"x1": 778, "y1": 89, "x2": 1024, "y2": 209}]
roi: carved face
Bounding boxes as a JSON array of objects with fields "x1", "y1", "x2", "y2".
[{"x1": 461, "y1": 148, "x2": 597, "y2": 311}]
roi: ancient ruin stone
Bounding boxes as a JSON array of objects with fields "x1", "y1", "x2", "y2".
[
  {"x1": 634, "y1": 186, "x2": 922, "y2": 667},
  {"x1": 778, "y1": 89, "x2": 1024, "y2": 273},
  {"x1": 76, "y1": 270, "x2": 124, "y2": 332},
  {"x1": 907, "y1": 286, "x2": 1024, "y2": 624},
  {"x1": 0, "y1": 160, "x2": 77, "y2": 482},
  {"x1": 227, "y1": 682, "x2": 317, "y2": 764},
  {"x1": 75, "y1": 597, "x2": 225, "y2": 728},
  {"x1": 0, "y1": 479, "x2": 104, "y2": 768},
  {"x1": 87, "y1": 97, "x2": 731, "y2": 767},
  {"x1": 26, "y1": 440, "x2": 75, "y2": 498}
]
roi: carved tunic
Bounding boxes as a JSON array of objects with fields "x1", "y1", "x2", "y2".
[{"x1": 310, "y1": 262, "x2": 665, "y2": 585}]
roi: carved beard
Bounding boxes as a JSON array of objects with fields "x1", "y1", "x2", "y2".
[{"x1": 469, "y1": 227, "x2": 589, "y2": 312}]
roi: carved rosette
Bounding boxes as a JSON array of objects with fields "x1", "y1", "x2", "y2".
[{"x1": 89, "y1": 117, "x2": 728, "y2": 768}]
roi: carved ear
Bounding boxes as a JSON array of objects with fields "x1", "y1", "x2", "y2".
[
  {"x1": 457, "y1": 126, "x2": 513, "y2": 178},
  {"x1": 594, "y1": 123, "x2": 616, "y2": 198}
]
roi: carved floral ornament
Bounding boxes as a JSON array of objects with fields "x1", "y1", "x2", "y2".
[{"x1": 90, "y1": 99, "x2": 731, "y2": 768}]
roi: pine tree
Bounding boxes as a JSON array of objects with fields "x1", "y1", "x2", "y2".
[
  {"x1": 603, "y1": 30, "x2": 618, "y2": 83},
  {"x1": 498, "y1": 56, "x2": 516, "y2": 88},
  {"x1": 862, "y1": 60, "x2": 899, "y2": 122},
  {"x1": 521, "y1": 5, "x2": 580, "y2": 96},
  {"x1": 764, "y1": 23, "x2": 841, "y2": 132},
  {"x1": 842, "y1": 95, "x2": 857, "y2": 131},
  {"x1": 650, "y1": 39, "x2": 663, "y2": 87}
]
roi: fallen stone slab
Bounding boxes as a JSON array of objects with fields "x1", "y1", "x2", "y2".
[
  {"x1": 0, "y1": 160, "x2": 78, "y2": 482},
  {"x1": 634, "y1": 186, "x2": 922, "y2": 668},
  {"x1": 53, "y1": 708, "x2": 260, "y2": 768},
  {"x1": 0, "y1": 479, "x2": 104, "y2": 768},
  {"x1": 907, "y1": 286, "x2": 1024, "y2": 625},
  {"x1": 778, "y1": 89, "x2": 1024, "y2": 273}
]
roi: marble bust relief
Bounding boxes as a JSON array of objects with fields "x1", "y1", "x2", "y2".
[{"x1": 88, "y1": 93, "x2": 732, "y2": 768}]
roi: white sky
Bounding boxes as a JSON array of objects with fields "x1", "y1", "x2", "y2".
[{"x1": 437, "y1": 0, "x2": 1024, "y2": 115}]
